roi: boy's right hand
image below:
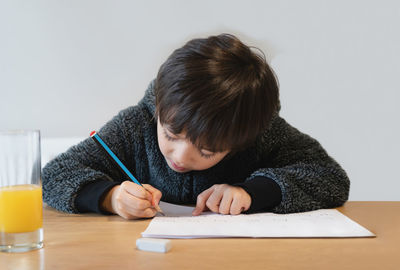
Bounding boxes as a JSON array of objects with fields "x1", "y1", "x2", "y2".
[{"x1": 102, "y1": 181, "x2": 162, "y2": 220}]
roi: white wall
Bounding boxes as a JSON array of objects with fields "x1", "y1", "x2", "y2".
[{"x1": 1, "y1": 0, "x2": 399, "y2": 200}]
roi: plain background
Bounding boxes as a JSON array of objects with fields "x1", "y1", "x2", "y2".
[{"x1": 1, "y1": 1, "x2": 399, "y2": 200}]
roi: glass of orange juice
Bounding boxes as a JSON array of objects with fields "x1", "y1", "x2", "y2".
[{"x1": 0, "y1": 130, "x2": 43, "y2": 252}]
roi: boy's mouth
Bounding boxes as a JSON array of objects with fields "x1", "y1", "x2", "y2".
[{"x1": 169, "y1": 159, "x2": 187, "y2": 172}]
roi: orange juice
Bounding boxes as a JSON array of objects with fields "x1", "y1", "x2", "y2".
[{"x1": 0, "y1": 184, "x2": 43, "y2": 233}]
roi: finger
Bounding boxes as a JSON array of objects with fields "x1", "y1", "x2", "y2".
[
  {"x1": 141, "y1": 207, "x2": 158, "y2": 218},
  {"x1": 230, "y1": 196, "x2": 246, "y2": 215},
  {"x1": 120, "y1": 181, "x2": 152, "y2": 202},
  {"x1": 218, "y1": 192, "x2": 233, "y2": 215},
  {"x1": 192, "y1": 186, "x2": 215, "y2": 216},
  {"x1": 119, "y1": 196, "x2": 156, "y2": 218},
  {"x1": 117, "y1": 207, "x2": 143, "y2": 220},
  {"x1": 119, "y1": 206, "x2": 157, "y2": 219},
  {"x1": 119, "y1": 189, "x2": 152, "y2": 211},
  {"x1": 117, "y1": 210, "x2": 136, "y2": 220},
  {"x1": 130, "y1": 206, "x2": 157, "y2": 219},
  {"x1": 143, "y1": 184, "x2": 163, "y2": 206},
  {"x1": 206, "y1": 187, "x2": 225, "y2": 213}
]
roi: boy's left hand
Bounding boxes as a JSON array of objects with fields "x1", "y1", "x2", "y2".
[{"x1": 192, "y1": 184, "x2": 251, "y2": 216}]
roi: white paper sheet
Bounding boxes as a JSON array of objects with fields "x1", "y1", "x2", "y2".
[
  {"x1": 142, "y1": 201, "x2": 375, "y2": 238},
  {"x1": 157, "y1": 201, "x2": 195, "y2": 217}
]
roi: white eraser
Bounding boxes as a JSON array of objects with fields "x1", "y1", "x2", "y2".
[{"x1": 136, "y1": 238, "x2": 172, "y2": 253}]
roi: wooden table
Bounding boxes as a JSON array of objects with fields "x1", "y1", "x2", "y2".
[{"x1": 1, "y1": 202, "x2": 399, "y2": 270}]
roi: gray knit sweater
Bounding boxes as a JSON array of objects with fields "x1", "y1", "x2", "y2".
[{"x1": 42, "y1": 81, "x2": 350, "y2": 214}]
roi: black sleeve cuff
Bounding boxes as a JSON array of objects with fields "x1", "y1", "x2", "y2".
[
  {"x1": 75, "y1": 179, "x2": 120, "y2": 215},
  {"x1": 233, "y1": 176, "x2": 282, "y2": 214}
]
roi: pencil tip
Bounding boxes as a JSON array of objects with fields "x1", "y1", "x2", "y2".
[{"x1": 155, "y1": 205, "x2": 165, "y2": 216}]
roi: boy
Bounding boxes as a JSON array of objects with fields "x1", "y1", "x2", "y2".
[{"x1": 42, "y1": 34, "x2": 350, "y2": 219}]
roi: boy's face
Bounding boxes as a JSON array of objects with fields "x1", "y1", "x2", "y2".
[{"x1": 157, "y1": 119, "x2": 230, "y2": 173}]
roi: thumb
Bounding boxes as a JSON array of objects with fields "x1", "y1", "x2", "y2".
[{"x1": 143, "y1": 184, "x2": 162, "y2": 206}]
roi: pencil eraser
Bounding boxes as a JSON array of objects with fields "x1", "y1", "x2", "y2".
[{"x1": 136, "y1": 238, "x2": 171, "y2": 253}]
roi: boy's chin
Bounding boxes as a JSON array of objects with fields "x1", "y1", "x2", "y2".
[{"x1": 171, "y1": 167, "x2": 190, "y2": 173}]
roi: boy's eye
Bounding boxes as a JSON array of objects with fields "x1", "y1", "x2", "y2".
[
  {"x1": 199, "y1": 150, "x2": 215, "y2": 159},
  {"x1": 163, "y1": 127, "x2": 215, "y2": 159},
  {"x1": 163, "y1": 130, "x2": 177, "y2": 141}
]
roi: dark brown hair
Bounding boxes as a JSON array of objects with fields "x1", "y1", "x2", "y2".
[{"x1": 155, "y1": 34, "x2": 280, "y2": 153}]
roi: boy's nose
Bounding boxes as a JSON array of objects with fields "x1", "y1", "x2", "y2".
[{"x1": 172, "y1": 143, "x2": 193, "y2": 165}]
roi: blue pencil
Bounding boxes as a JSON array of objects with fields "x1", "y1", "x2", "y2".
[{"x1": 90, "y1": 131, "x2": 163, "y2": 215}]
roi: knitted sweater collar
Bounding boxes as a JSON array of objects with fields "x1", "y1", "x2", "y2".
[{"x1": 139, "y1": 80, "x2": 157, "y2": 116}]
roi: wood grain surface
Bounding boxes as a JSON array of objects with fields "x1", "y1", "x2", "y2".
[{"x1": 1, "y1": 202, "x2": 399, "y2": 270}]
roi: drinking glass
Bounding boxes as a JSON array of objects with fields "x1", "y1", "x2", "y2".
[{"x1": 0, "y1": 130, "x2": 43, "y2": 252}]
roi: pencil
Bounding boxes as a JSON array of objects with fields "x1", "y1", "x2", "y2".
[{"x1": 90, "y1": 131, "x2": 164, "y2": 215}]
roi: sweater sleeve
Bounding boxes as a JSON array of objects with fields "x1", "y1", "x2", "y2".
[
  {"x1": 75, "y1": 179, "x2": 120, "y2": 214},
  {"x1": 42, "y1": 107, "x2": 140, "y2": 213},
  {"x1": 233, "y1": 176, "x2": 282, "y2": 213},
  {"x1": 246, "y1": 115, "x2": 350, "y2": 214}
]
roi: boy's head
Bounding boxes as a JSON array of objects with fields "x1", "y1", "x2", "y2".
[{"x1": 155, "y1": 34, "x2": 279, "y2": 172}]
